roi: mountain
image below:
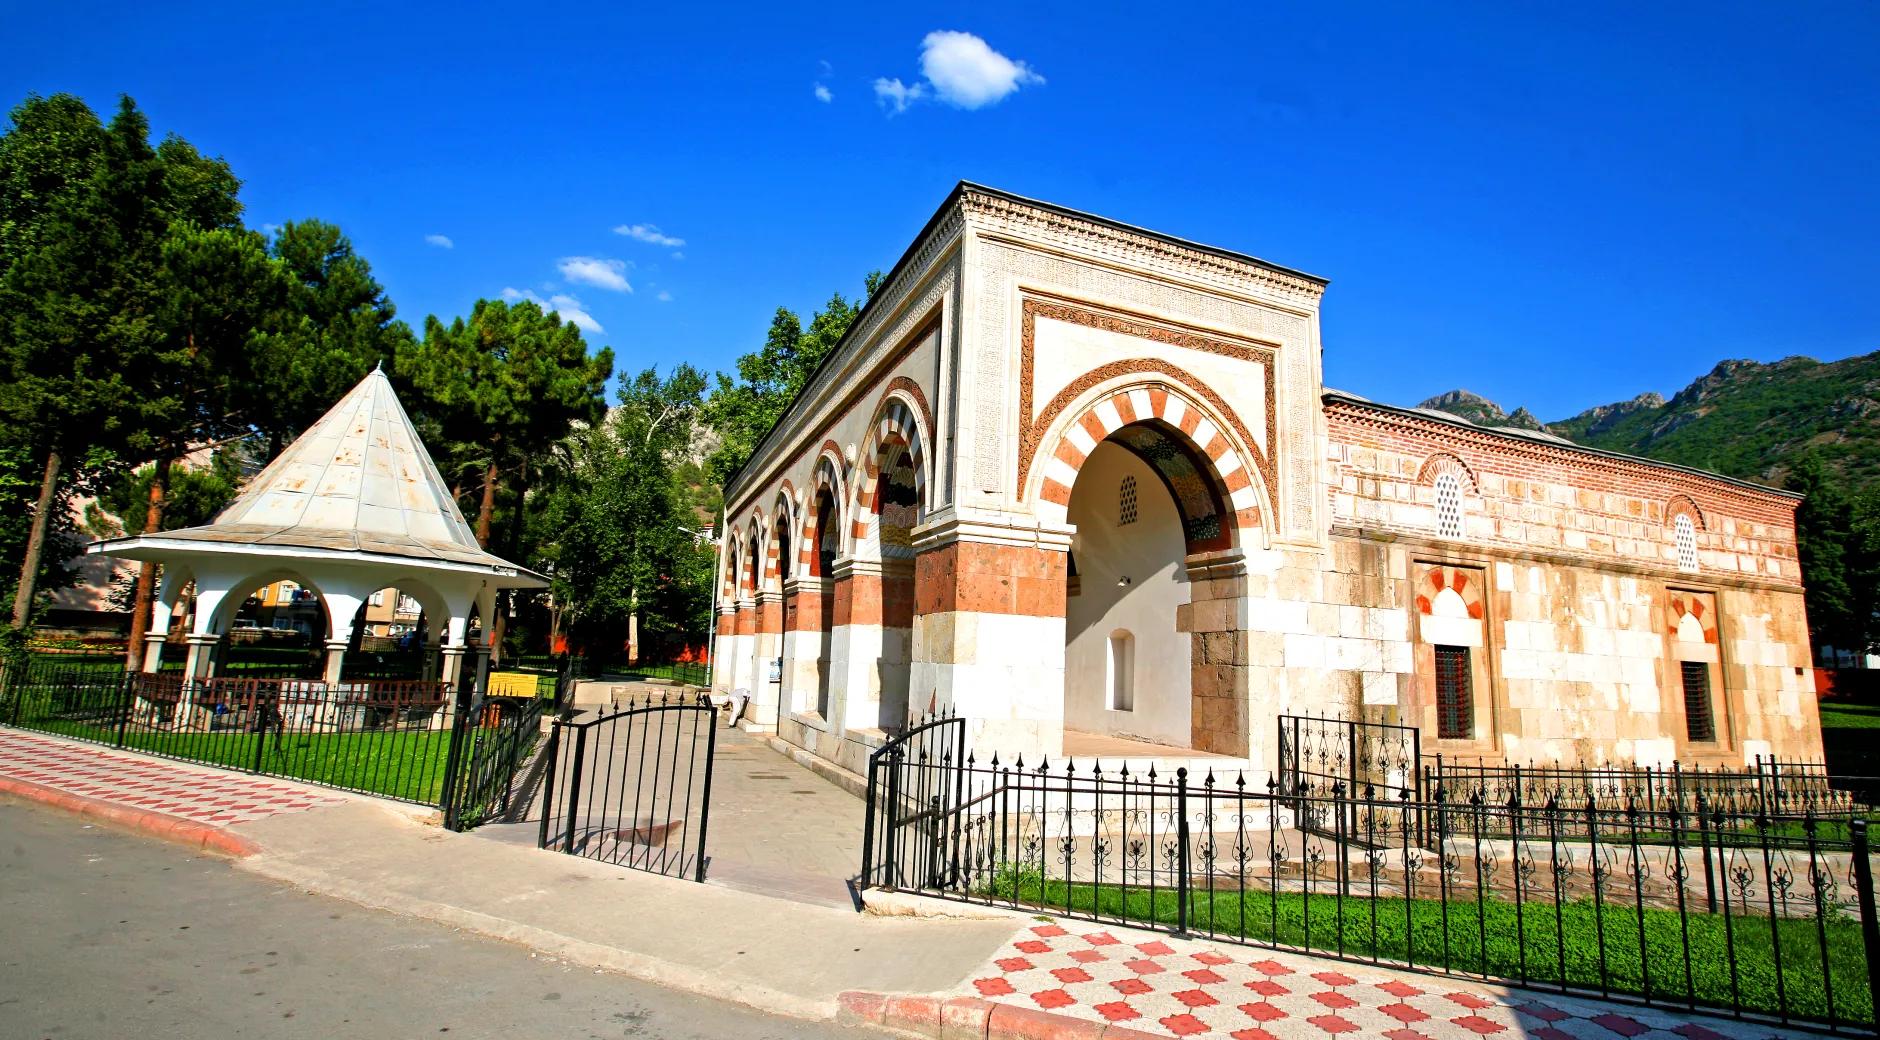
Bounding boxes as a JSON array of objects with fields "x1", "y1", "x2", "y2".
[
  {"x1": 1549, "y1": 353, "x2": 1880, "y2": 491},
  {"x1": 1414, "y1": 350, "x2": 1880, "y2": 493},
  {"x1": 1415, "y1": 390, "x2": 1548, "y2": 431}
]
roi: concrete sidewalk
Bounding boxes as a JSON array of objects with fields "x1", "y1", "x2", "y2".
[{"x1": 0, "y1": 726, "x2": 1830, "y2": 1040}]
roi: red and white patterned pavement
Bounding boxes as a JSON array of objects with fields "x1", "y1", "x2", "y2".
[
  {"x1": 960, "y1": 919, "x2": 1813, "y2": 1040},
  {"x1": 0, "y1": 728, "x2": 344, "y2": 825}
]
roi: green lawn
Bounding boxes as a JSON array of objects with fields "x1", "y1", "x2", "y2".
[
  {"x1": 980, "y1": 871, "x2": 1872, "y2": 1025},
  {"x1": 1820, "y1": 702, "x2": 1880, "y2": 730},
  {"x1": 14, "y1": 713, "x2": 456, "y2": 804}
]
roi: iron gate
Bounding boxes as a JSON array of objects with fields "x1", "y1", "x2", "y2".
[
  {"x1": 859, "y1": 711, "x2": 968, "y2": 890},
  {"x1": 1277, "y1": 713, "x2": 1421, "y2": 842},
  {"x1": 536, "y1": 694, "x2": 717, "y2": 881}
]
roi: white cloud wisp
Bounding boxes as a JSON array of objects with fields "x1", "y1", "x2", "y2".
[
  {"x1": 875, "y1": 31, "x2": 1041, "y2": 114},
  {"x1": 613, "y1": 223, "x2": 686, "y2": 248},
  {"x1": 557, "y1": 256, "x2": 632, "y2": 293},
  {"x1": 424, "y1": 233, "x2": 455, "y2": 249},
  {"x1": 502, "y1": 287, "x2": 604, "y2": 335}
]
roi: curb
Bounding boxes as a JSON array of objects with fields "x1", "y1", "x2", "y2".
[
  {"x1": 838, "y1": 991, "x2": 1168, "y2": 1040},
  {"x1": 760, "y1": 733, "x2": 870, "y2": 800},
  {"x1": 0, "y1": 774, "x2": 261, "y2": 858}
]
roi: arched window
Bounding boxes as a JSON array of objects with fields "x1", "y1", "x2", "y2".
[
  {"x1": 1118, "y1": 475, "x2": 1139, "y2": 526},
  {"x1": 1674, "y1": 514, "x2": 1698, "y2": 573},
  {"x1": 1107, "y1": 630, "x2": 1135, "y2": 712},
  {"x1": 1434, "y1": 473, "x2": 1463, "y2": 539}
]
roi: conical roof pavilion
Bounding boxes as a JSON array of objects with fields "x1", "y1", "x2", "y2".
[{"x1": 91, "y1": 367, "x2": 544, "y2": 585}]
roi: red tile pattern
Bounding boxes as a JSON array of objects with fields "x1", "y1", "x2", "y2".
[
  {"x1": 958, "y1": 920, "x2": 1816, "y2": 1039},
  {"x1": 0, "y1": 729, "x2": 343, "y2": 825}
]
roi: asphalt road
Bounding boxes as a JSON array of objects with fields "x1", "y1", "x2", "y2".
[{"x1": 0, "y1": 800, "x2": 877, "y2": 1039}]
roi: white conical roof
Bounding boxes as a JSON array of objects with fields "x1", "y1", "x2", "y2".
[{"x1": 153, "y1": 367, "x2": 529, "y2": 573}]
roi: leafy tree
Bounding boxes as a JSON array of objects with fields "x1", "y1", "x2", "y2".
[
  {"x1": 0, "y1": 95, "x2": 136, "y2": 630},
  {"x1": 1788, "y1": 454, "x2": 1880, "y2": 658},
  {"x1": 399, "y1": 298, "x2": 614, "y2": 545},
  {"x1": 701, "y1": 271, "x2": 881, "y2": 486},
  {"x1": 86, "y1": 449, "x2": 246, "y2": 538},
  {"x1": 249, "y1": 220, "x2": 413, "y2": 457},
  {"x1": 537, "y1": 365, "x2": 712, "y2": 658}
]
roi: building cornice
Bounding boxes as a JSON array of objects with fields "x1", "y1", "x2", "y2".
[{"x1": 1322, "y1": 392, "x2": 1802, "y2": 509}]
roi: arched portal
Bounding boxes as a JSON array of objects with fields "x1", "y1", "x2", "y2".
[
  {"x1": 806, "y1": 482, "x2": 840, "y2": 717},
  {"x1": 1063, "y1": 425, "x2": 1228, "y2": 750},
  {"x1": 1038, "y1": 378, "x2": 1264, "y2": 758}
]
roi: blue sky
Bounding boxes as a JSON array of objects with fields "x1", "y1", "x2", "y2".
[{"x1": 7, "y1": 3, "x2": 1877, "y2": 420}]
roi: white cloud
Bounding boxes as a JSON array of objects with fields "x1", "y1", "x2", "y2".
[
  {"x1": 612, "y1": 223, "x2": 685, "y2": 248},
  {"x1": 873, "y1": 76, "x2": 926, "y2": 114},
  {"x1": 557, "y1": 256, "x2": 632, "y2": 293},
  {"x1": 424, "y1": 233, "x2": 454, "y2": 249},
  {"x1": 670, "y1": 251, "x2": 684, "y2": 261},
  {"x1": 656, "y1": 290, "x2": 673, "y2": 302},
  {"x1": 548, "y1": 294, "x2": 603, "y2": 334},
  {"x1": 919, "y1": 31, "x2": 1042, "y2": 108},
  {"x1": 501, "y1": 287, "x2": 603, "y2": 334},
  {"x1": 814, "y1": 83, "x2": 833, "y2": 103}
]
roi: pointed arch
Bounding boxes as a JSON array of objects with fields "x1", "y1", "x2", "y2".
[{"x1": 1415, "y1": 565, "x2": 1485, "y2": 620}]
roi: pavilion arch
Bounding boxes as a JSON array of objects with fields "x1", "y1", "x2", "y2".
[
  {"x1": 743, "y1": 515, "x2": 765, "y2": 598},
  {"x1": 1667, "y1": 591, "x2": 1719, "y2": 645},
  {"x1": 798, "y1": 449, "x2": 847, "y2": 579},
  {"x1": 1028, "y1": 377, "x2": 1270, "y2": 554},
  {"x1": 205, "y1": 566, "x2": 336, "y2": 640},
  {"x1": 1417, "y1": 452, "x2": 1480, "y2": 495},
  {"x1": 846, "y1": 392, "x2": 931, "y2": 558}
]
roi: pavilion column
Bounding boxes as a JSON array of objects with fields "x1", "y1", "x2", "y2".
[
  {"x1": 747, "y1": 590, "x2": 783, "y2": 731},
  {"x1": 910, "y1": 517, "x2": 1071, "y2": 756},
  {"x1": 322, "y1": 639, "x2": 349, "y2": 685},
  {"x1": 140, "y1": 631, "x2": 167, "y2": 673},
  {"x1": 179, "y1": 632, "x2": 220, "y2": 730},
  {"x1": 781, "y1": 576, "x2": 830, "y2": 719},
  {"x1": 433, "y1": 643, "x2": 467, "y2": 730}
]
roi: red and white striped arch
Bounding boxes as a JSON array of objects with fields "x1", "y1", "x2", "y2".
[
  {"x1": 798, "y1": 447, "x2": 846, "y2": 578},
  {"x1": 1031, "y1": 381, "x2": 1266, "y2": 547},
  {"x1": 762, "y1": 485, "x2": 794, "y2": 588},
  {"x1": 848, "y1": 395, "x2": 929, "y2": 547}
]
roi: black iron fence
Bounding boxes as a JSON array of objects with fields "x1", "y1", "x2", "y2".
[
  {"x1": 858, "y1": 739, "x2": 1880, "y2": 1033},
  {"x1": 1, "y1": 652, "x2": 552, "y2": 829},
  {"x1": 536, "y1": 692, "x2": 717, "y2": 881}
]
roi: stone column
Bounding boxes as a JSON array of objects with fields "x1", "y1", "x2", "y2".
[
  {"x1": 909, "y1": 517, "x2": 1072, "y2": 757},
  {"x1": 832, "y1": 558, "x2": 885, "y2": 731},
  {"x1": 729, "y1": 598, "x2": 756, "y2": 693},
  {"x1": 1180, "y1": 549, "x2": 1252, "y2": 758},
  {"x1": 711, "y1": 606, "x2": 738, "y2": 691},
  {"x1": 747, "y1": 590, "x2": 784, "y2": 731},
  {"x1": 781, "y1": 576, "x2": 831, "y2": 721}
]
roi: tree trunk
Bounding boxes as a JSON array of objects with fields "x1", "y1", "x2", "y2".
[
  {"x1": 475, "y1": 458, "x2": 499, "y2": 548},
  {"x1": 10, "y1": 448, "x2": 64, "y2": 630},
  {"x1": 489, "y1": 592, "x2": 508, "y2": 666},
  {"x1": 122, "y1": 456, "x2": 173, "y2": 672}
]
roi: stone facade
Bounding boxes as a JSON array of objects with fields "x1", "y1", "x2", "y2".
[{"x1": 712, "y1": 182, "x2": 1821, "y2": 778}]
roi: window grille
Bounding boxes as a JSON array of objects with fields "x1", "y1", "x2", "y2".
[
  {"x1": 1435, "y1": 473, "x2": 1463, "y2": 538},
  {"x1": 1435, "y1": 644, "x2": 1472, "y2": 739},
  {"x1": 1118, "y1": 476, "x2": 1139, "y2": 526},
  {"x1": 1675, "y1": 514, "x2": 1699, "y2": 572},
  {"x1": 1681, "y1": 660, "x2": 1715, "y2": 742}
]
